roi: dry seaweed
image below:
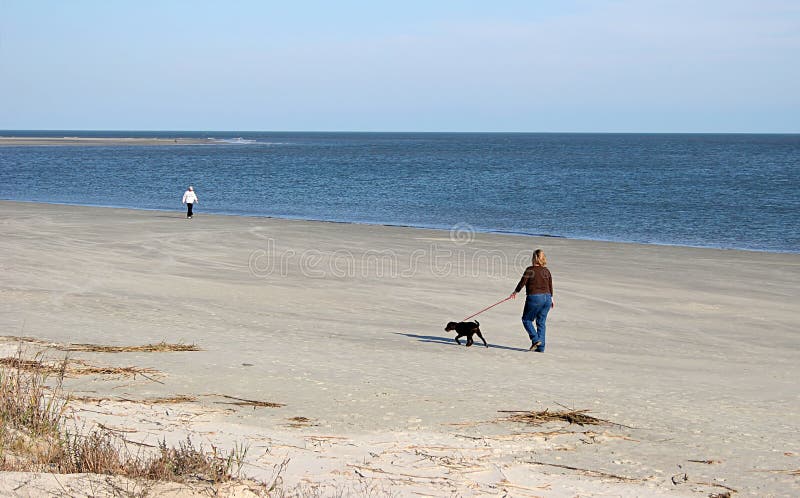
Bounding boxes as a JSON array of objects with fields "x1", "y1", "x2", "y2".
[
  {"x1": 72, "y1": 365, "x2": 158, "y2": 376},
  {"x1": 1, "y1": 336, "x2": 200, "y2": 353},
  {"x1": 64, "y1": 341, "x2": 200, "y2": 353},
  {"x1": 286, "y1": 416, "x2": 315, "y2": 428},
  {"x1": 72, "y1": 395, "x2": 197, "y2": 405},
  {"x1": 0, "y1": 357, "x2": 64, "y2": 374},
  {"x1": 67, "y1": 359, "x2": 161, "y2": 380},
  {"x1": 499, "y1": 408, "x2": 611, "y2": 427},
  {"x1": 0, "y1": 336, "x2": 52, "y2": 346}
]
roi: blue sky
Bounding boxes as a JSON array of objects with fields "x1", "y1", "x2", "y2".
[{"x1": 1, "y1": 0, "x2": 798, "y2": 132}]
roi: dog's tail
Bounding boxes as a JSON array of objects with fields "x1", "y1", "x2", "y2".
[{"x1": 475, "y1": 320, "x2": 479, "y2": 326}]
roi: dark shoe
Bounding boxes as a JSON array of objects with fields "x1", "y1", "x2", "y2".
[{"x1": 529, "y1": 341, "x2": 541, "y2": 351}]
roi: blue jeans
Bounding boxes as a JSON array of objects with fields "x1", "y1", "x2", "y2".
[{"x1": 522, "y1": 293, "x2": 552, "y2": 352}]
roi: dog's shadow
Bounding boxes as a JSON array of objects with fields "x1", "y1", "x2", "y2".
[{"x1": 395, "y1": 333, "x2": 530, "y2": 352}]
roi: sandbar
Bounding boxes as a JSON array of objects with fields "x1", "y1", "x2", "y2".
[{"x1": 0, "y1": 136, "x2": 210, "y2": 146}]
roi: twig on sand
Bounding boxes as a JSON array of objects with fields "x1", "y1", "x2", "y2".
[
  {"x1": 453, "y1": 434, "x2": 486, "y2": 441},
  {"x1": 96, "y1": 422, "x2": 139, "y2": 434},
  {"x1": 406, "y1": 445, "x2": 492, "y2": 451},
  {"x1": 491, "y1": 430, "x2": 573, "y2": 440},
  {"x1": 695, "y1": 481, "x2": 738, "y2": 493},
  {"x1": 498, "y1": 478, "x2": 552, "y2": 493},
  {"x1": 208, "y1": 394, "x2": 284, "y2": 408},
  {"x1": 526, "y1": 460, "x2": 640, "y2": 482},
  {"x1": 145, "y1": 395, "x2": 197, "y2": 404},
  {"x1": 751, "y1": 468, "x2": 800, "y2": 476},
  {"x1": 347, "y1": 464, "x2": 451, "y2": 482},
  {"x1": 443, "y1": 420, "x2": 489, "y2": 427}
]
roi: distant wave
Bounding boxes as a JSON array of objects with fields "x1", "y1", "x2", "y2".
[
  {"x1": 206, "y1": 137, "x2": 290, "y2": 145},
  {"x1": 208, "y1": 137, "x2": 258, "y2": 144}
]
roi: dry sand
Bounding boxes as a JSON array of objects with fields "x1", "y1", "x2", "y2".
[{"x1": 0, "y1": 200, "x2": 798, "y2": 496}]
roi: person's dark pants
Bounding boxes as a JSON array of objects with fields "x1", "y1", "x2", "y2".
[
  {"x1": 186, "y1": 203, "x2": 193, "y2": 218},
  {"x1": 522, "y1": 293, "x2": 552, "y2": 352}
]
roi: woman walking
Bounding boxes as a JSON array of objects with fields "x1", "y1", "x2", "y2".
[
  {"x1": 510, "y1": 249, "x2": 554, "y2": 352},
  {"x1": 181, "y1": 186, "x2": 198, "y2": 219}
]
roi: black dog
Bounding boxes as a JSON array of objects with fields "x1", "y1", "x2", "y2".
[{"x1": 444, "y1": 320, "x2": 488, "y2": 348}]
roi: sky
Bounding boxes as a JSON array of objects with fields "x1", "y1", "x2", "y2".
[{"x1": 1, "y1": 0, "x2": 798, "y2": 132}]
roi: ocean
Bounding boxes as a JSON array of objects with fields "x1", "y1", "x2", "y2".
[{"x1": 1, "y1": 131, "x2": 798, "y2": 253}]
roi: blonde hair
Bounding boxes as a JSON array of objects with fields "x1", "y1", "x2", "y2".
[{"x1": 532, "y1": 249, "x2": 547, "y2": 266}]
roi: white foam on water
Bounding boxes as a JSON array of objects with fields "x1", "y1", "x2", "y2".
[{"x1": 207, "y1": 137, "x2": 290, "y2": 145}]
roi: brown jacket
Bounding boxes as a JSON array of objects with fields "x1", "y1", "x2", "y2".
[{"x1": 514, "y1": 265, "x2": 553, "y2": 295}]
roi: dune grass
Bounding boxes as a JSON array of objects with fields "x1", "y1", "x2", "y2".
[{"x1": 0, "y1": 352, "x2": 249, "y2": 486}]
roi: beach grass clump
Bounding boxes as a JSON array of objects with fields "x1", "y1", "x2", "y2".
[
  {"x1": 140, "y1": 438, "x2": 249, "y2": 483},
  {"x1": 56, "y1": 433, "x2": 248, "y2": 484},
  {"x1": 0, "y1": 353, "x2": 70, "y2": 467},
  {"x1": 45, "y1": 432, "x2": 250, "y2": 485},
  {"x1": 500, "y1": 408, "x2": 610, "y2": 427},
  {"x1": 59, "y1": 429, "x2": 128, "y2": 475},
  {"x1": 0, "y1": 354, "x2": 250, "y2": 486}
]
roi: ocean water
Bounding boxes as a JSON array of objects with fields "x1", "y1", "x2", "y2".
[{"x1": 1, "y1": 131, "x2": 798, "y2": 253}]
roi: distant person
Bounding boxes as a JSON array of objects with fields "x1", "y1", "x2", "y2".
[
  {"x1": 181, "y1": 186, "x2": 198, "y2": 219},
  {"x1": 510, "y1": 249, "x2": 554, "y2": 352}
]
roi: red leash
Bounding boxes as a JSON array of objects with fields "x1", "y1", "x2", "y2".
[{"x1": 461, "y1": 296, "x2": 513, "y2": 322}]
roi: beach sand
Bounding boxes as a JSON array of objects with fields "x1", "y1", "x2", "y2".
[{"x1": 1, "y1": 200, "x2": 798, "y2": 496}]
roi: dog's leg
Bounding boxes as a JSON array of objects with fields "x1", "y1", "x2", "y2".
[
  {"x1": 476, "y1": 331, "x2": 488, "y2": 348},
  {"x1": 466, "y1": 336, "x2": 473, "y2": 347},
  {"x1": 454, "y1": 336, "x2": 461, "y2": 345}
]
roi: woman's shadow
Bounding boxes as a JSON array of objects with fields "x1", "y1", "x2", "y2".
[{"x1": 395, "y1": 333, "x2": 529, "y2": 352}]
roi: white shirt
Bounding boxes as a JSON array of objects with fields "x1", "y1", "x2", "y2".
[{"x1": 182, "y1": 190, "x2": 198, "y2": 204}]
